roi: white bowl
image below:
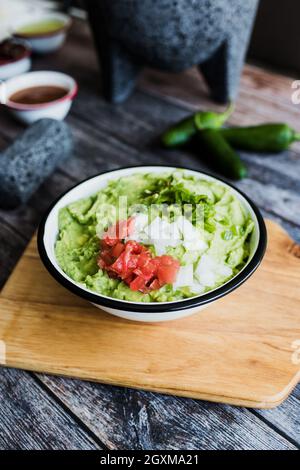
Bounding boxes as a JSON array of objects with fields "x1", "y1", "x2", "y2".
[
  {"x1": 12, "y1": 12, "x2": 71, "y2": 54},
  {"x1": 38, "y1": 166, "x2": 267, "y2": 322},
  {"x1": 0, "y1": 56, "x2": 31, "y2": 80},
  {"x1": 0, "y1": 40, "x2": 31, "y2": 80},
  {"x1": 0, "y1": 70, "x2": 78, "y2": 125}
]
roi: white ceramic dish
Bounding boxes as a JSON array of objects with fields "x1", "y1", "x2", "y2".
[
  {"x1": 0, "y1": 70, "x2": 78, "y2": 124},
  {"x1": 38, "y1": 166, "x2": 267, "y2": 322},
  {"x1": 0, "y1": 40, "x2": 31, "y2": 80},
  {"x1": 12, "y1": 12, "x2": 71, "y2": 54},
  {"x1": 0, "y1": 56, "x2": 31, "y2": 80}
]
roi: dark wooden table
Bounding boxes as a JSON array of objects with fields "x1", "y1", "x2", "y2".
[{"x1": 0, "y1": 20, "x2": 299, "y2": 450}]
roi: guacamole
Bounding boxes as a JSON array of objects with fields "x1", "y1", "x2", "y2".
[{"x1": 55, "y1": 172, "x2": 254, "y2": 302}]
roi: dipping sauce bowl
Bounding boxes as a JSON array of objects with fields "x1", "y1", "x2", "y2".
[
  {"x1": 0, "y1": 70, "x2": 78, "y2": 124},
  {"x1": 0, "y1": 38, "x2": 31, "y2": 80},
  {"x1": 12, "y1": 12, "x2": 71, "y2": 54}
]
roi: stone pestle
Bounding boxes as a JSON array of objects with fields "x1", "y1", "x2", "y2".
[{"x1": 0, "y1": 119, "x2": 73, "y2": 209}]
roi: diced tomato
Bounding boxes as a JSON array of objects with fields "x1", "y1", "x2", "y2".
[
  {"x1": 109, "y1": 253, "x2": 123, "y2": 273},
  {"x1": 137, "y1": 251, "x2": 150, "y2": 268},
  {"x1": 102, "y1": 217, "x2": 135, "y2": 246},
  {"x1": 111, "y1": 242, "x2": 125, "y2": 259},
  {"x1": 149, "y1": 278, "x2": 161, "y2": 290},
  {"x1": 102, "y1": 232, "x2": 117, "y2": 247},
  {"x1": 98, "y1": 249, "x2": 114, "y2": 266},
  {"x1": 116, "y1": 217, "x2": 134, "y2": 240},
  {"x1": 123, "y1": 273, "x2": 134, "y2": 284},
  {"x1": 156, "y1": 255, "x2": 180, "y2": 284},
  {"x1": 120, "y1": 242, "x2": 141, "y2": 276},
  {"x1": 127, "y1": 254, "x2": 139, "y2": 270},
  {"x1": 137, "y1": 259, "x2": 158, "y2": 280},
  {"x1": 98, "y1": 218, "x2": 180, "y2": 293},
  {"x1": 129, "y1": 275, "x2": 147, "y2": 291},
  {"x1": 126, "y1": 217, "x2": 135, "y2": 237}
]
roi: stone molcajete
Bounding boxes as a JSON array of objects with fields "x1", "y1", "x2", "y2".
[
  {"x1": 0, "y1": 119, "x2": 73, "y2": 209},
  {"x1": 85, "y1": 0, "x2": 259, "y2": 104}
]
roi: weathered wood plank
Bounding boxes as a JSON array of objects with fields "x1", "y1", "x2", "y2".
[
  {"x1": 294, "y1": 384, "x2": 300, "y2": 400},
  {"x1": 254, "y1": 395, "x2": 300, "y2": 446},
  {"x1": 0, "y1": 368, "x2": 101, "y2": 450},
  {"x1": 37, "y1": 376, "x2": 297, "y2": 450}
]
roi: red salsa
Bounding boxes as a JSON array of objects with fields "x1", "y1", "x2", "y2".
[{"x1": 98, "y1": 218, "x2": 180, "y2": 293}]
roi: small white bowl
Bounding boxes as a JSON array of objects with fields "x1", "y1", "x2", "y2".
[
  {"x1": 38, "y1": 166, "x2": 267, "y2": 323},
  {"x1": 0, "y1": 70, "x2": 78, "y2": 125},
  {"x1": 12, "y1": 12, "x2": 71, "y2": 54},
  {"x1": 0, "y1": 39, "x2": 31, "y2": 80}
]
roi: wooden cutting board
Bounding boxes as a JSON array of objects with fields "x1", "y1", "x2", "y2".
[{"x1": 0, "y1": 219, "x2": 299, "y2": 408}]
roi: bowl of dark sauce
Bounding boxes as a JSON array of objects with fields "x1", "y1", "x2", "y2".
[
  {"x1": 0, "y1": 38, "x2": 31, "y2": 80},
  {"x1": 9, "y1": 85, "x2": 69, "y2": 105},
  {"x1": 0, "y1": 70, "x2": 78, "y2": 124}
]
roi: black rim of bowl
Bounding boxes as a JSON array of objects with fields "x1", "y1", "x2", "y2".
[{"x1": 37, "y1": 165, "x2": 267, "y2": 313}]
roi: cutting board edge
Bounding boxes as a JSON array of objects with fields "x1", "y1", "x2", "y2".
[{"x1": 1, "y1": 360, "x2": 299, "y2": 409}]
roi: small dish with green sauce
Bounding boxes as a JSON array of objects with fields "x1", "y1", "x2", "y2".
[
  {"x1": 38, "y1": 166, "x2": 267, "y2": 322},
  {"x1": 13, "y1": 13, "x2": 71, "y2": 54}
]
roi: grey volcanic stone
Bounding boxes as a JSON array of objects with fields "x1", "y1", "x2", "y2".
[
  {"x1": 85, "y1": 0, "x2": 258, "y2": 103},
  {"x1": 0, "y1": 119, "x2": 73, "y2": 209}
]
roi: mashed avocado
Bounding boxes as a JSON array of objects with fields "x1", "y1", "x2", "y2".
[{"x1": 55, "y1": 172, "x2": 254, "y2": 302}]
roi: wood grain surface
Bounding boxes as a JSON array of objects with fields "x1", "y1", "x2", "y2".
[
  {"x1": 0, "y1": 19, "x2": 299, "y2": 449},
  {"x1": 0, "y1": 220, "x2": 299, "y2": 409}
]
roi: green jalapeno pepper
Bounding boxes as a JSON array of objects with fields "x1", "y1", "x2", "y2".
[
  {"x1": 220, "y1": 123, "x2": 300, "y2": 152},
  {"x1": 199, "y1": 129, "x2": 247, "y2": 180},
  {"x1": 161, "y1": 104, "x2": 233, "y2": 148}
]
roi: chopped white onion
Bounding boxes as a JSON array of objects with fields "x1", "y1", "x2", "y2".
[
  {"x1": 127, "y1": 214, "x2": 208, "y2": 261},
  {"x1": 173, "y1": 264, "x2": 194, "y2": 288},
  {"x1": 183, "y1": 239, "x2": 207, "y2": 252},
  {"x1": 190, "y1": 283, "x2": 205, "y2": 294},
  {"x1": 133, "y1": 213, "x2": 148, "y2": 231},
  {"x1": 195, "y1": 254, "x2": 232, "y2": 288},
  {"x1": 176, "y1": 216, "x2": 196, "y2": 240}
]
